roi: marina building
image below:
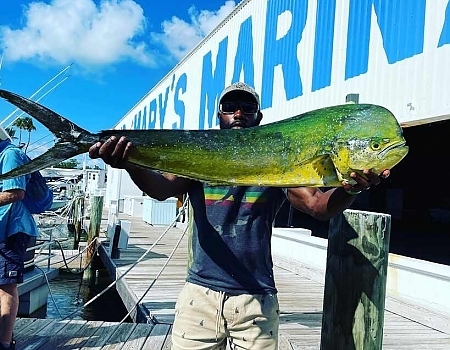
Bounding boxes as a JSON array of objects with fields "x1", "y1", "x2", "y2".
[{"x1": 104, "y1": 0, "x2": 450, "y2": 319}]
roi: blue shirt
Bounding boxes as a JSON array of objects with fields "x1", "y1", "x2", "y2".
[
  {"x1": 0, "y1": 140, "x2": 39, "y2": 243},
  {"x1": 186, "y1": 182, "x2": 286, "y2": 294}
]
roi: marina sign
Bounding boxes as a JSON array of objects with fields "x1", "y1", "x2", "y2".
[{"x1": 119, "y1": 0, "x2": 450, "y2": 131}]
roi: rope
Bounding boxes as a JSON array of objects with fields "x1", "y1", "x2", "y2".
[
  {"x1": 32, "y1": 238, "x2": 99, "y2": 319},
  {"x1": 51, "y1": 238, "x2": 98, "y2": 274},
  {"x1": 35, "y1": 266, "x2": 64, "y2": 319},
  {"x1": 60, "y1": 196, "x2": 189, "y2": 321},
  {"x1": 118, "y1": 217, "x2": 188, "y2": 324},
  {"x1": 33, "y1": 237, "x2": 97, "y2": 272}
]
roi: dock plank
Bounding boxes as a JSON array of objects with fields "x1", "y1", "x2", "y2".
[
  {"x1": 16, "y1": 318, "x2": 70, "y2": 350},
  {"x1": 142, "y1": 324, "x2": 171, "y2": 349},
  {"x1": 100, "y1": 323, "x2": 136, "y2": 350},
  {"x1": 40, "y1": 319, "x2": 87, "y2": 349},
  {"x1": 78, "y1": 322, "x2": 121, "y2": 350},
  {"x1": 55, "y1": 320, "x2": 105, "y2": 349}
]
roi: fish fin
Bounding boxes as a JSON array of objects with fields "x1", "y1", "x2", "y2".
[
  {"x1": 0, "y1": 89, "x2": 88, "y2": 141},
  {"x1": 0, "y1": 89, "x2": 94, "y2": 180},
  {"x1": 310, "y1": 155, "x2": 342, "y2": 186},
  {"x1": 0, "y1": 141, "x2": 82, "y2": 181},
  {"x1": 291, "y1": 155, "x2": 341, "y2": 187}
]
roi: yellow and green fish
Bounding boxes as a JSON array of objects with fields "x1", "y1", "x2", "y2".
[{"x1": 0, "y1": 89, "x2": 408, "y2": 187}]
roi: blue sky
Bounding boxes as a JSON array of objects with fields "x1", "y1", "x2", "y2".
[{"x1": 0, "y1": 0, "x2": 240, "y2": 166}]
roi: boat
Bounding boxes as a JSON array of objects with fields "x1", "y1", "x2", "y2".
[{"x1": 50, "y1": 195, "x2": 70, "y2": 211}]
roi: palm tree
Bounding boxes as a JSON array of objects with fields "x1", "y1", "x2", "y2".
[
  {"x1": 4, "y1": 127, "x2": 17, "y2": 141},
  {"x1": 22, "y1": 117, "x2": 36, "y2": 153},
  {"x1": 12, "y1": 116, "x2": 36, "y2": 153},
  {"x1": 12, "y1": 117, "x2": 26, "y2": 145}
]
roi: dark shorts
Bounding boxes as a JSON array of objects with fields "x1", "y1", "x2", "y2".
[{"x1": 0, "y1": 232, "x2": 31, "y2": 285}]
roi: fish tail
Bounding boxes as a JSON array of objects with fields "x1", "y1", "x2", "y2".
[
  {"x1": 0, "y1": 89, "x2": 88, "y2": 140},
  {"x1": 0, "y1": 89, "x2": 92, "y2": 180},
  {"x1": 0, "y1": 142, "x2": 82, "y2": 180}
]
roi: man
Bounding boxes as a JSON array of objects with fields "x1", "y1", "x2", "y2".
[
  {"x1": 0, "y1": 126, "x2": 39, "y2": 350},
  {"x1": 89, "y1": 82, "x2": 389, "y2": 349}
]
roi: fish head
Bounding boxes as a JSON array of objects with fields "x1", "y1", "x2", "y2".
[{"x1": 330, "y1": 105, "x2": 409, "y2": 184}]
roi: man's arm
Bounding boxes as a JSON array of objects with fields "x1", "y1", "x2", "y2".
[
  {"x1": 89, "y1": 136, "x2": 192, "y2": 201},
  {"x1": 123, "y1": 163, "x2": 191, "y2": 201},
  {"x1": 0, "y1": 189, "x2": 25, "y2": 207},
  {"x1": 287, "y1": 169, "x2": 390, "y2": 221}
]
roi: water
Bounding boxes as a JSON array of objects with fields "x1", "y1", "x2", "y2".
[
  {"x1": 30, "y1": 213, "x2": 132, "y2": 322},
  {"x1": 31, "y1": 269, "x2": 132, "y2": 322}
]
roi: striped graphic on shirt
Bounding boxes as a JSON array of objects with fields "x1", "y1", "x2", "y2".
[{"x1": 204, "y1": 187, "x2": 267, "y2": 207}]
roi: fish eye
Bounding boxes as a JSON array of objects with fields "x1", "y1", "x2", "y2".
[
  {"x1": 370, "y1": 138, "x2": 388, "y2": 151},
  {"x1": 371, "y1": 142, "x2": 381, "y2": 150}
]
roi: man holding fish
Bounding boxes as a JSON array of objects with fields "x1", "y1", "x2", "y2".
[{"x1": 89, "y1": 82, "x2": 390, "y2": 350}]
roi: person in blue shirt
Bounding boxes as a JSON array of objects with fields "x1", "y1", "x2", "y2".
[
  {"x1": 89, "y1": 82, "x2": 390, "y2": 350},
  {"x1": 0, "y1": 126, "x2": 39, "y2": 350}
]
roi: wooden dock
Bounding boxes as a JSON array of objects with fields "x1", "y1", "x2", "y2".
[
  {"x1": 93, "y1": 212, "x2": 450, "y2": 349},
  {"x1": 13, "y1": 317, "x2": 171, "y2": 350},
  {"x1": 13, "y1": 210, "x2": 450, "y2": 349}
]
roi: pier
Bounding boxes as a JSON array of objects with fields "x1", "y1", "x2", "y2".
[
  {"x1": 94, "y1": 210, "x2": 450, "y2": 349},
  {"x1": 10, "y1": 206, "x2": 450, "y2": 349}
]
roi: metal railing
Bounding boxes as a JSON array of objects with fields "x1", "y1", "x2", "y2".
[{"x1": 24, "y1": 227, "x2": 69, "y2": 271}]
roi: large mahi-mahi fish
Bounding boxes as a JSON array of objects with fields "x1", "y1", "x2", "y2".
[{"x1": 0, "y1": 89, "x2": 408, "y2": 187}]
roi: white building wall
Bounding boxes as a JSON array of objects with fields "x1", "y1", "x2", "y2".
[
  {"x1": 110, "y1": 0, "x2": 450, "y2": 198},
  {"x1": 116, "y1": 0, "x2": 450, "y2": 131},
  {"x1": 85, "y1": 169, "x2": 107, "y2": 195},
  {"x1": 105, "y1": 167, "x2": 144, "y2": 209}
]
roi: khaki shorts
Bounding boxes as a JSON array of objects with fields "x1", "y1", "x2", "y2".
[{"x1": 172, "y1": 282, "x2": 279, "y2": 350}]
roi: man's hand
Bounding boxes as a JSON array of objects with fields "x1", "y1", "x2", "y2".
[
  {"x1": 88, "y1": 136, "x2": 133, "y2": 169},
  {"x1": 343, "y1": 169, "x2": 390, "y2": 194}
]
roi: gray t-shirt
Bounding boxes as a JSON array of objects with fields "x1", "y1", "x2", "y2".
[{"x1": 186, "y1": 182, "x2": 286, "y2": 294}]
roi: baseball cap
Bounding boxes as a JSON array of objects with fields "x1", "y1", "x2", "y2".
[
  {"x1": 219, "y1": 82, "x2": 260, "y2": 106},
  {"x1": 0, "y1": 125, "x2": 11, "y2": 141}
]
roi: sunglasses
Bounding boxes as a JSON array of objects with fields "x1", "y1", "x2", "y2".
[{"x1": 220, "y1": 101, "x2": 259, "y2": 114}]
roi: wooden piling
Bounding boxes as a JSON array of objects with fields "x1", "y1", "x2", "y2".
[
  {"x1": 83, "y1": 195, "x2": 104, "y2": 283},
  {"x1": 72, "y1": 197, "x2": 82, "y2": 250},
  {"x1": 111, "y1": 222, "x2": 122, "y2": 259},
  {"x1": 320, "y1": 209, "x2": 391, "y2": 350}
]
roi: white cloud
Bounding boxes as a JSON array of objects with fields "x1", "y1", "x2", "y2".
[
  {"x1": 0, "y1": 0, "x2": 237, "y2": 69},
  {"x1": 150, "y1": 1, "x2": 236, "y2": 60},
  {"x1": 0, "y1": 0, "x2": 155, "y2": 68}
]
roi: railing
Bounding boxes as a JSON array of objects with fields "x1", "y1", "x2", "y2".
[{"x1": 24, "y1": 226, "x2": 70, "y2": 271}]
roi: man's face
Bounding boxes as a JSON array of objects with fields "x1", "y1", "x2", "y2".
[{"x1": 218, "y1": 91, "x2": 262, "y2": 129}]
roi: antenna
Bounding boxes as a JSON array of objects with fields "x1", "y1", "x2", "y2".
[
  {"x1": 0, "y1": 63, "x2": 72, "y2": 126},
  {"x1": 0, "y1": 53, "x2": 3, "y2": 87},
  {"x1": 5, "y1": 74, "x2": 70, "y2": 129}
]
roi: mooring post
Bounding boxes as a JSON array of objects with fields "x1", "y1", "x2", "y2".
[
  {"x1": 83, "y1": 195, "x2": 104, "y2": 283},
  {"x1": 111, "y1": 222, "x2": 122, "y2": 259},
  {"x1": 78, "y1": 197, "x2": 85, "y2": 243},
  {"x1": 320, "y1": 209, "x2": 391, "y2": 350},
  {"x1": 72, "y1": 197, "x2": 81, "y2": 250}
]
